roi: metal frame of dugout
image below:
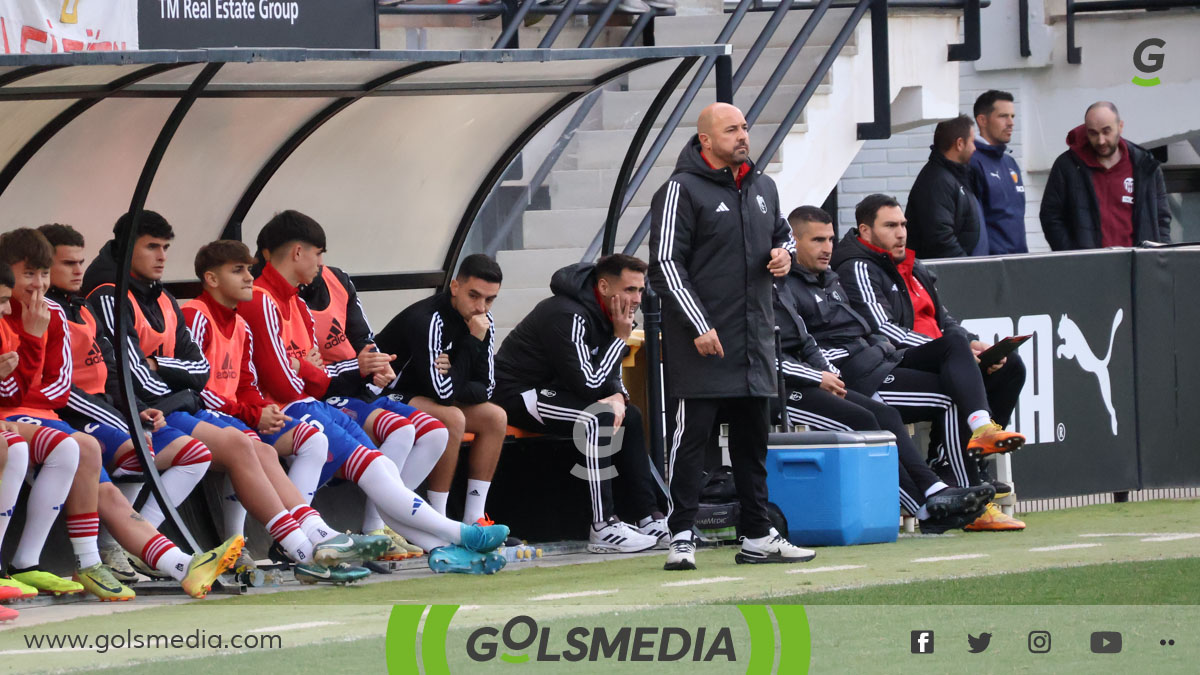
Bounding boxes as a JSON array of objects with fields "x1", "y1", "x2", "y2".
[{"x1": 0, "y1": 45, "x2": 729, "y2": 559}]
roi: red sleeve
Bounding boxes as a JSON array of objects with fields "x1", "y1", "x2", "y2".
[
  {"x1": 0, "y1": 322, "x2": 44, "y2": 406},
  {"x1": 240, "y1": 290, "x2": 321, "y2": 404},
  {"x1": 230, "y1": 329, "x2": 268, "y2": 428},
  {"x1": 36, "y1": 305, "x2": 72, "y2": 409}
]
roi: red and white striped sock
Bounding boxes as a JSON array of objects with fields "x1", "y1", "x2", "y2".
[
  {"x1": 66, "y1": 512, "x2": 101, "y2": 569},
  {"x1": 400, "y1": 412, "x2": 448, "y2": 488},
  {"x1": 10, "y1": 431, "x2": 79, "y2": 569},
  {"x1": 141, "y1": 439, "x2": 212, "y2": 528},
  {"x1": 354, "y1": 452, "x2": 461, "y2": 544},
  {"x1": 285, "y1": 422, "x2": 327, "y2": 504},
  {"x1": 290, "y1": 504, "x2": 336, "y2": 545},
  {"x1": 266, "y1": 511, "x2": 314, "y2": 564},
  {"x1": 140, "y1": 534, "x2": 189, "y2": 581},
  {"x1": 0, "y1": 432, "x2": 29, "y2": 550}
]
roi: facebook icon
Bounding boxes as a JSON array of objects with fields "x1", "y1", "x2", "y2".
[{"x1": 911, "y1": 630, "x2": 935, "y2": 654}]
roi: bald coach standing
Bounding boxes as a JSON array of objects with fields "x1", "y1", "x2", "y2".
[{"x1": 649, "y1": 102, "x2": 815, "y2": 571}]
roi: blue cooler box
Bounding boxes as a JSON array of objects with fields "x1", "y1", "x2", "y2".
[{"x1": 766, "y1": 431, "x2": 899, "y2": 546}]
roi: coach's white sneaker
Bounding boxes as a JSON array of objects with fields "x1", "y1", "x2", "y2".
[
  {"x1": 735, "y1": 528, "x2": 816, "y2": 565},
  {"x1": 663, "y1": 532, "x2": 697, "y2": 571},
  {"x1": 635, "y1": 516, "x2": 670, "y2": 550},
  {"x1": 588, "y1": 517, "x2": 658, "y2": 554}
]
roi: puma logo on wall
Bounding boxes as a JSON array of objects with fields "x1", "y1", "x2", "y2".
[{"x1": 1057, "y1": 309, "x2": 1124, "y2": 435}]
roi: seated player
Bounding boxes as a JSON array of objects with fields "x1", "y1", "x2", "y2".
[
  {"x1": 494, "y1": 255, "x2": 668, "y2": 552},
  {"x1": 0, "y1": 228, "x2": 109, "y2": 598},
  {"x1": 235, "y1": 219, "x2": 510, "y2": 574},
  {"x1": 375, "y1": 253, "x2": 508, "y2": 526},
  {"x1": 40, "y1": 223, "x2": 214, "y2": 583},
  {"x1": 777, "y1": 207, "x2": 1024, "y2": 512},
  {"x1": 298, "y1": 257, "x2": 450, "y2": 560},
  {"x1": 774, "y1": 280, "x2": 992, "y2": 533},
  {"x1": 831, "y1": 194, "x2": 1029, "y2": 530},
  {"x1": 84, "y1": 212, "x2": 382, "y2": 584}
]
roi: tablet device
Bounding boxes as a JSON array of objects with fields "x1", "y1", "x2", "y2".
[{"x1": 978, "y1": 335, "x2": 1031, "y2": 370}]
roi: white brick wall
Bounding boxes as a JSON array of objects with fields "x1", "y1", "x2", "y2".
[{"x1": 836, "y1": 62, "x2": 1052, "y2": 252}]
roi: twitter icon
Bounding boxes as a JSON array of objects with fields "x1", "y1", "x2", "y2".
[{"x1": 968, "y1": 633, "x2": 992, "y2": 653}]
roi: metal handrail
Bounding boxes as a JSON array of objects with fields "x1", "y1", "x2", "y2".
[
  {"x1": 579, "y1": 0, "x2": 758, "y2": 261},
  {"x1": 483, "y1": 9, "x2": 660, "y2": 256}
]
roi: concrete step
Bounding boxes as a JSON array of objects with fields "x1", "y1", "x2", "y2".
[
  {"x1": 624, "y1": 45, "x2": 849, "y2": 91},
  {"x1": 598, "y1": 82, "x2": 822, "y2": 131},
  {"x1": 522, "y1": 206, "x2": 650, "y2": 250},
  {"x1": 496, "y1": 247, "x2": 589, "y2": 290},
  {"x1": 571, "y1": 124, "x2": 791, "y2": 169},
  {"x1": 548, "y1": 165, "x2": 678, "y2": 210},
  {"x1": 649, "y1": 8, "x2": 856, "y2": 50}
]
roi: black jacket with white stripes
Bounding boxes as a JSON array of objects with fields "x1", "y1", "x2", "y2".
[
  {"x1": 375, "y1": 290, "x2": 495, "y2": 406},
  {"x1": 830, "y1": 231, "x2": 975, "y2": 347},
  {"x1": 495, "y1": 263, "x2": 628, "y2": 403},
  {"x1": 772, "y1": 284, "x2": 836, "y2": 391},
  {"x1": 649, "y1": 135, "x2": 796, "y2": 399},
  {"x1": 775, "y1": 265, "x2": 902, "y2": 396},
  {"x1": 84, "y1": 240, "x2": 208, "y2": 415}
]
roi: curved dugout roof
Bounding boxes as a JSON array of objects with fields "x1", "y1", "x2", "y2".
[{"x1": 0, "y1": 46, "x2": 726, "y2": 289}]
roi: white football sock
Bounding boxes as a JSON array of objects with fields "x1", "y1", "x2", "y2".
[
  {"x1": 11, "y1": 436, "x2": 80, "y2": 569},
  {"x1": 967, "y1": 411, "x2": 992, "y2": 432},
  {"x1": 355, "y1": 455, "x2": 461, "y2": 544},
  {"x1": 426, "y1": 490, "x2": 449, "y2": 516},
  {"x1": 0, "y1": 437, "x2": 29, "y2": 550},
  {"x1": 463, "y1": 479, "x2": 491, "y2": 525},
  {"x1": 219, "y1": 474, "x2": 246, "y2": 538},
  {"x1": 140, "y1": 440, "x2": 211, "y2": 528},
  {"x1": 286, "y1": 430, "x2": 329, "y2": 504},
  {"x1": 400, "y1": 425, "x2": 448, "y2": 488},
  {"x1": 266, "y1": 511, "x2": 314, "y2": 564},
  {"x1": 291, "y1": 504, "x2": 337, "y2": 544}
]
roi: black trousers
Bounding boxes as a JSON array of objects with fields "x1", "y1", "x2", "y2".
[
  {"x1": 500, "y1": 390, "x2": 661, "y2": 524},
  {"x1": 874, "y1": 334, "x2": 988, "y2": 488},
  {"x1": 784, "y1": 387, "x2": 943, "y2": 516},
  {"x1": 666, "y1": 397, "x2": 772, "y2": 539}
]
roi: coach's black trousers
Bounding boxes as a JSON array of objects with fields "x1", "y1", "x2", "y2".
[
  {"x1": 666, "y1": 397, "x2": 772, "y2": 539},
  {"x1": 784, "y1": 387, "x2": 943, "y2": 516}
]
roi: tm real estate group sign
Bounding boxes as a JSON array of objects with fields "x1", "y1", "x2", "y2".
[{"x1": 0, "y1": 0, "x2": 376, "y2": 53}]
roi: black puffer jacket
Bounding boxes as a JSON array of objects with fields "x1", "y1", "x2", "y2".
[
  {"x1": 1039, "y1": 127, "x2": 1171, "y2": 250},
  {"x1": 830, "y1": 231, "x2": 975, "y2": 347},
  {"x1": 905, "y1": 149, "x2": 984, "y2": 259},
  {"x1": 775, "y1": 265, "x2": 901, "y2": 396},
  {"x1": 648, "y1": 135, "x2": 795, "y2": 399},
  {"x1": 494, "y1": 263, "x2": 627, "y2": 402}
]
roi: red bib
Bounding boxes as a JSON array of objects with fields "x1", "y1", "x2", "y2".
[
  {"x1": 183, "y1": 299, "x2": 247, "y2": 402},
  {"x1": 309, "y1": 266, "x2": 357, "y2": 364},
  {"x1": 67, "y1": 305, "x2": 107, "y2": 396},
  {"x1": 92, "y1": 283, "x2": 178, "y2": 358}
]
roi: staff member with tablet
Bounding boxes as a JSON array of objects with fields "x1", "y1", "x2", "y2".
[{"x1": 832, "y1": 194, "x2": 1028, "y2": 530}]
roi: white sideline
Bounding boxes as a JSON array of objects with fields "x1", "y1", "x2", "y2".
[
  {"x1": 1028, "y1": 544, "x2": 1102, "y2": 552},
  {"x1": 911, "y1": 554, "x2": 989, "y2": 563},
  {"x1": 786, "y1": 564, "x2": 866, "y2": 575},
  {"x1": 529, "y1": 589, "x2": 618, "y2": 601},
  {"x1": 249, "y1": 621, "x2": 340, "y2": 633},
  {"x1": 661, "y1": 576, "x2": 744, "y2": 587}
]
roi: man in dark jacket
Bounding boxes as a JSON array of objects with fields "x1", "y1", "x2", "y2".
[
  {"x1": 649, "y1": 102, "x2": 813, "y2": 570},
  {"x1": 906, "y1": 115, "x2": 986, "y2": 258},
  {"x1": 969, "y1": 90, "x2": 1028, "y2": 254},
  {"x1": 494, "y1": 255, "x2": 666, "y2": 554},
  {"x1": 375, "y1": 254, "x2": 507, "y2": 526},
  {"x1": 833, "y1": 194, "x2": 1029, "y2": 531},
  {"x1": 780, "y1": 206, "x2": 1025, "y2": 509},
  {"x1": 1039, "y1": 101, "x2": 1171, "y2": 250},
  {"x1": 773, "y1": 241, "x2": 992, "y2": 534}
]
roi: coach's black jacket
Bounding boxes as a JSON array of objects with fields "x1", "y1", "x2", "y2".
[
  {"x1": 494, "y1": 263, "x2": 627, "y2": 403},
  {"x1": 905, "y1": 149, "x2": 983, "y2": 259},
  {"x1": 375, "y1": 291, "x2": 494, "y2": 406},
  {"x1": 830, "y1": 231, "x2": 975, "y2": 348},
  {"x1": 775, "y1": 265, "x2": 901, "y2": 396},
  {"x1": 648, "y1": 135, "x2": 795, "y2": 399}
]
